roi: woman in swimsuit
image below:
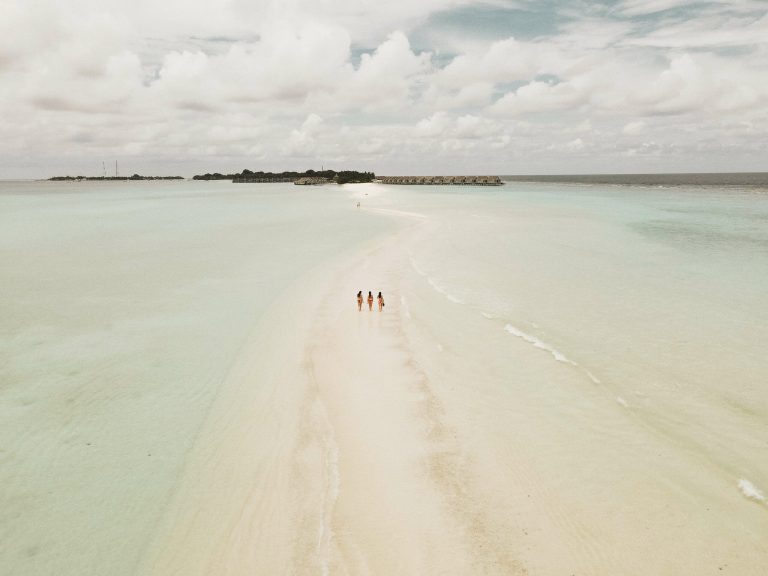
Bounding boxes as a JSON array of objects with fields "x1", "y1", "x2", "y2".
[
  {"x1": 367, "y1": 291, "x2": 374, "y2": 311},
  {"x1": 377, "y1": 292, "x2": 384, "y2": 311},
  {"x1": 357, "y1": 290, "x2": 363, "y2": 311}
]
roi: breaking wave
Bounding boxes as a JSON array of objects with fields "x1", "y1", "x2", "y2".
[
  {"x1": 738, "y1": 479, "x2": 765, "y2": 503},
  {"x1": 426, "y1": 277, "x2": 463, "y2": 304},
  {"x1": 409, "y1": 255, "x2": 463, "y2": 304},
  {"x1": 504, "y1": 324, "x2": 577, "y2": 365}
]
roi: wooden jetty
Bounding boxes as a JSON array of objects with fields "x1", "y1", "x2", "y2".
[{"x1": 380, "y1": 176, "x2": 503, "y2": 186}]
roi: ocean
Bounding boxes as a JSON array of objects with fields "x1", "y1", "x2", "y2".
[
  {"x1": 1, "y1": 177, "x2": 767, "y2": 574},
  {"x1": 0, "y1": 180, "x2": 397, "y2": 575}
]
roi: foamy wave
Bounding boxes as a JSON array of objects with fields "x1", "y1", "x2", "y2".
[
  {"x1": 481, "y1": 312, "x2": 497, "y2": 319},
  {"x1": 409, "y1": 255, "x2": 463, "y2": 304},
  {"x1": 427, "y1": 277, "x2": 463, "y2": 304},
  {"x1": 616, "y1": 396, "x2": 628, "y2": 407},
  {"x1": 738, "y1": 479, "x2": 765, "y2": 502},
  {"x1": 409, "y1": 255, "x2": 426, "y2": 277},
  {"x1": 504, "y1": 324, "x2": 577, "y2": 365},
  {"x1": 587, "y1": 371, "x2": 601, "y2": 384}
]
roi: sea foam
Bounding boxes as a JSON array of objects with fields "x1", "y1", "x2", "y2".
[
  {"x1": 427, "y1": 276, "x2": 463, "y2": 304},
  {"x1": 410, "y1": 255, "x2": 463, "y2": 304},
  {"x1": 504, "y1": 324, "x2": 577, "y2": 365},
  {"x1": 409, "y1": 255, "x2": 426, "y2": 276},
  {"x1": 738, "y1": 479, "x2": 765, "y2": 502}
]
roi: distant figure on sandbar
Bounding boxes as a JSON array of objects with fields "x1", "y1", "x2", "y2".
[
  {"x1": 377, "y1": 291, "x2": 385, "y2": 311},
  {"x1": 367, "y1": 291, "x2": 374, "y2": 311},
  {"x1": 357, "y1": 290, "x2": 363, "y2": 311},
  {"x1": 357, "y1": 201, "x2": 360, "y2": 208}
]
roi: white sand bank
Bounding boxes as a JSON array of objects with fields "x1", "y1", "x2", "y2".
[
  {"x1": 139, "y1": 209, "x2": 524, "y2": 574},
  {"x1": 140, "y1": 197, "x2": 768, "y2": 576}
]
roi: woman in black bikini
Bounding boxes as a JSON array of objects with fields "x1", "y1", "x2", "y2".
[
  {"x1": 367, "y1": 291, "x2": 374, "y2": 311},
  {"x1": 377, "y1": 291, "x2": 384, "y2": 311},
  {"x1": 356, "y1": 290, "x2": 363, "y2": 311}
]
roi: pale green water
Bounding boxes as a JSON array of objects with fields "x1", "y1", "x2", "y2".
[
  {"x1": 384, "y1": 181, "x2": 768, "y2": 570},
  {"x1": 2, "y1": 179, "x2": 768, "y2": 574},
  {"x1": 396, "y1": 183, "x2": 768, "y2": 396},
  {"x1": 392, "y1": 181, "x2": 768, "y2": 463},
  {"x1": 0, "y1": 180, "x2": 396, "y2": 575}
]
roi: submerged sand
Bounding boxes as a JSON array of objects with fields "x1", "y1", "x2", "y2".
[
  {"x1": 139, "y1": 214, "x2": 529, "y2": 575},
  {"x1": 5, "y1": 181, "x2": 767, "y2": 575},
  {"x1": 138, "y1": 198, "x2": 767, "y2": 575}
]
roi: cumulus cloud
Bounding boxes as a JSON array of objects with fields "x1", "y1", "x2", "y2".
[
  {"x1": 338, "y1": 31, "x2": 433, "y2": 110},
  {"x1": 623, "y1": 121, "x2": 646, "y2": 135},
  {"x1": 492, "y1": 80, "x2": 588, "y2": 116},
  {"x1": 1, "y1": 0, "x2": 767, "y2": 177},
  {"x1": 151, "y1": 20, "x2": 353, "y2": 110}
]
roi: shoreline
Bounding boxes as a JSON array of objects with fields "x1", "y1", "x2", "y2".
[
  {"x1": 140, "y1": 201, "x2": 430, "y2": 574},
  {"x1": 140, "y1": 200, "x2": 527, "y2": 574},
  {"x1": 138, "y1": 183, "x2": 768, "y2": 575},
  {"x1": 5, "y1": 180, "x2": 765, "y2": 575}
]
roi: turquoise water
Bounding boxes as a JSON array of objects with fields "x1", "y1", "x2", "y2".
[{"x1": 0, "y1": 180, "x2": 396, "y2": 575}]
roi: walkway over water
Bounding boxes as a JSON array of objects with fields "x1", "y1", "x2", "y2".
[{"x1": 380, "y1": 176, "x2": 503, "y2": 186}]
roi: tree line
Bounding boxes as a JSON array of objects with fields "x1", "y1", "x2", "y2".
[{"x1": 193, "y1": 169, "x2": 375, "y2": 184}]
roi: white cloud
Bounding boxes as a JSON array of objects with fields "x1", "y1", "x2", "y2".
[
  {"x1": 433, "y1": 82, "x2": 495, "y2": 109},
  {"x1": 283, "y1": 114, "x2": 325, "y2": 157},
  {"x1": 565, "y1": 137, "x2": 585, "y2": 152},
  {"x1": 492, "y1": 80, "x2": 588, "y2": 116},
  {"x1": 437, "y1": 37, "x2": 539, "y2": 89},
  {"x1": 1, "y1": 0, "x2": 767, "y2": 176},
  {"x1": 623, "y1": 121, "x2": 646, "y2": 135},
  {"x1": 342, "y1": 31, "x2": 433, "y2": 109},
  {"x1": 622, "y1": 10, "x2": 768, "y2": 49},
  {"x1": 631, "y1": 53, "x2": 768, "y2": 115}
]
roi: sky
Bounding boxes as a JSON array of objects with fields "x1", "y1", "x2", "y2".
[{"x1": 1, "y1": 0, "x2": 767, "y2": 178}]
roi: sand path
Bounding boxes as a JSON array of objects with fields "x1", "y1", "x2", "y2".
[
  {"x1": 140, "y1": 213, "x2": 527, "y2": 575},
  {"x1": 301, "y1": 230, "x2": 526, "y2": 575}
]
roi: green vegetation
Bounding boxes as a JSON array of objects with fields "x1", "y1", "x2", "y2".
[
  {"x1": 193, "y1": 169, "x2": 375, "y2": 184},
  {"x1": 49, "y1": 174, "x2": 184, "y2": 181}
]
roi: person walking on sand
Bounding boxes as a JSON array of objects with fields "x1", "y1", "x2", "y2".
[
  {"x1": 377, "y1": 291, "x2": 385, "y2": 311},
  {"x1": 367, "y1": 291, "x2": 374, "y2": 311},
  {"x1": 357, "y1": 290, "x2": 363, "y2": 311}
]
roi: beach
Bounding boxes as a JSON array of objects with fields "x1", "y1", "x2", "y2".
[{"x1": 2, "y1": 179, "x2": 768, "y2": 575}]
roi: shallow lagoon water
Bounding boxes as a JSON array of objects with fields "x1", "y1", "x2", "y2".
[
  {"x1": 1, "y1": 178, "x2": 767, "y2": 574},
  {"x1": 0, "y1": 180, "x2": 396, "y2": 575}
]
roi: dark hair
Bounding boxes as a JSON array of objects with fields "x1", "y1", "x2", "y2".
[
  {"x1": 377, "y1": 292, "x2": 382, "y2": 297},
  {"x1": 368, "y1": 291, "x2": 372, "y2": 296},
  {"x1": 357, "y1": 291, "x2": 362, "y2": 296}
]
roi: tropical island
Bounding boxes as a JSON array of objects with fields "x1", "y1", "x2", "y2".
[
  {"x1": 193, "y1": 169, "x2": 375, "y2": 185},
  {"x1": 49, "y1": 174, "x2": 184, "y2": 181}
]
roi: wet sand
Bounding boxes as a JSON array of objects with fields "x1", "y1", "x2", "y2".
[{"x1": 139, "y1": 198, "x2": 768, "y2": 575}]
